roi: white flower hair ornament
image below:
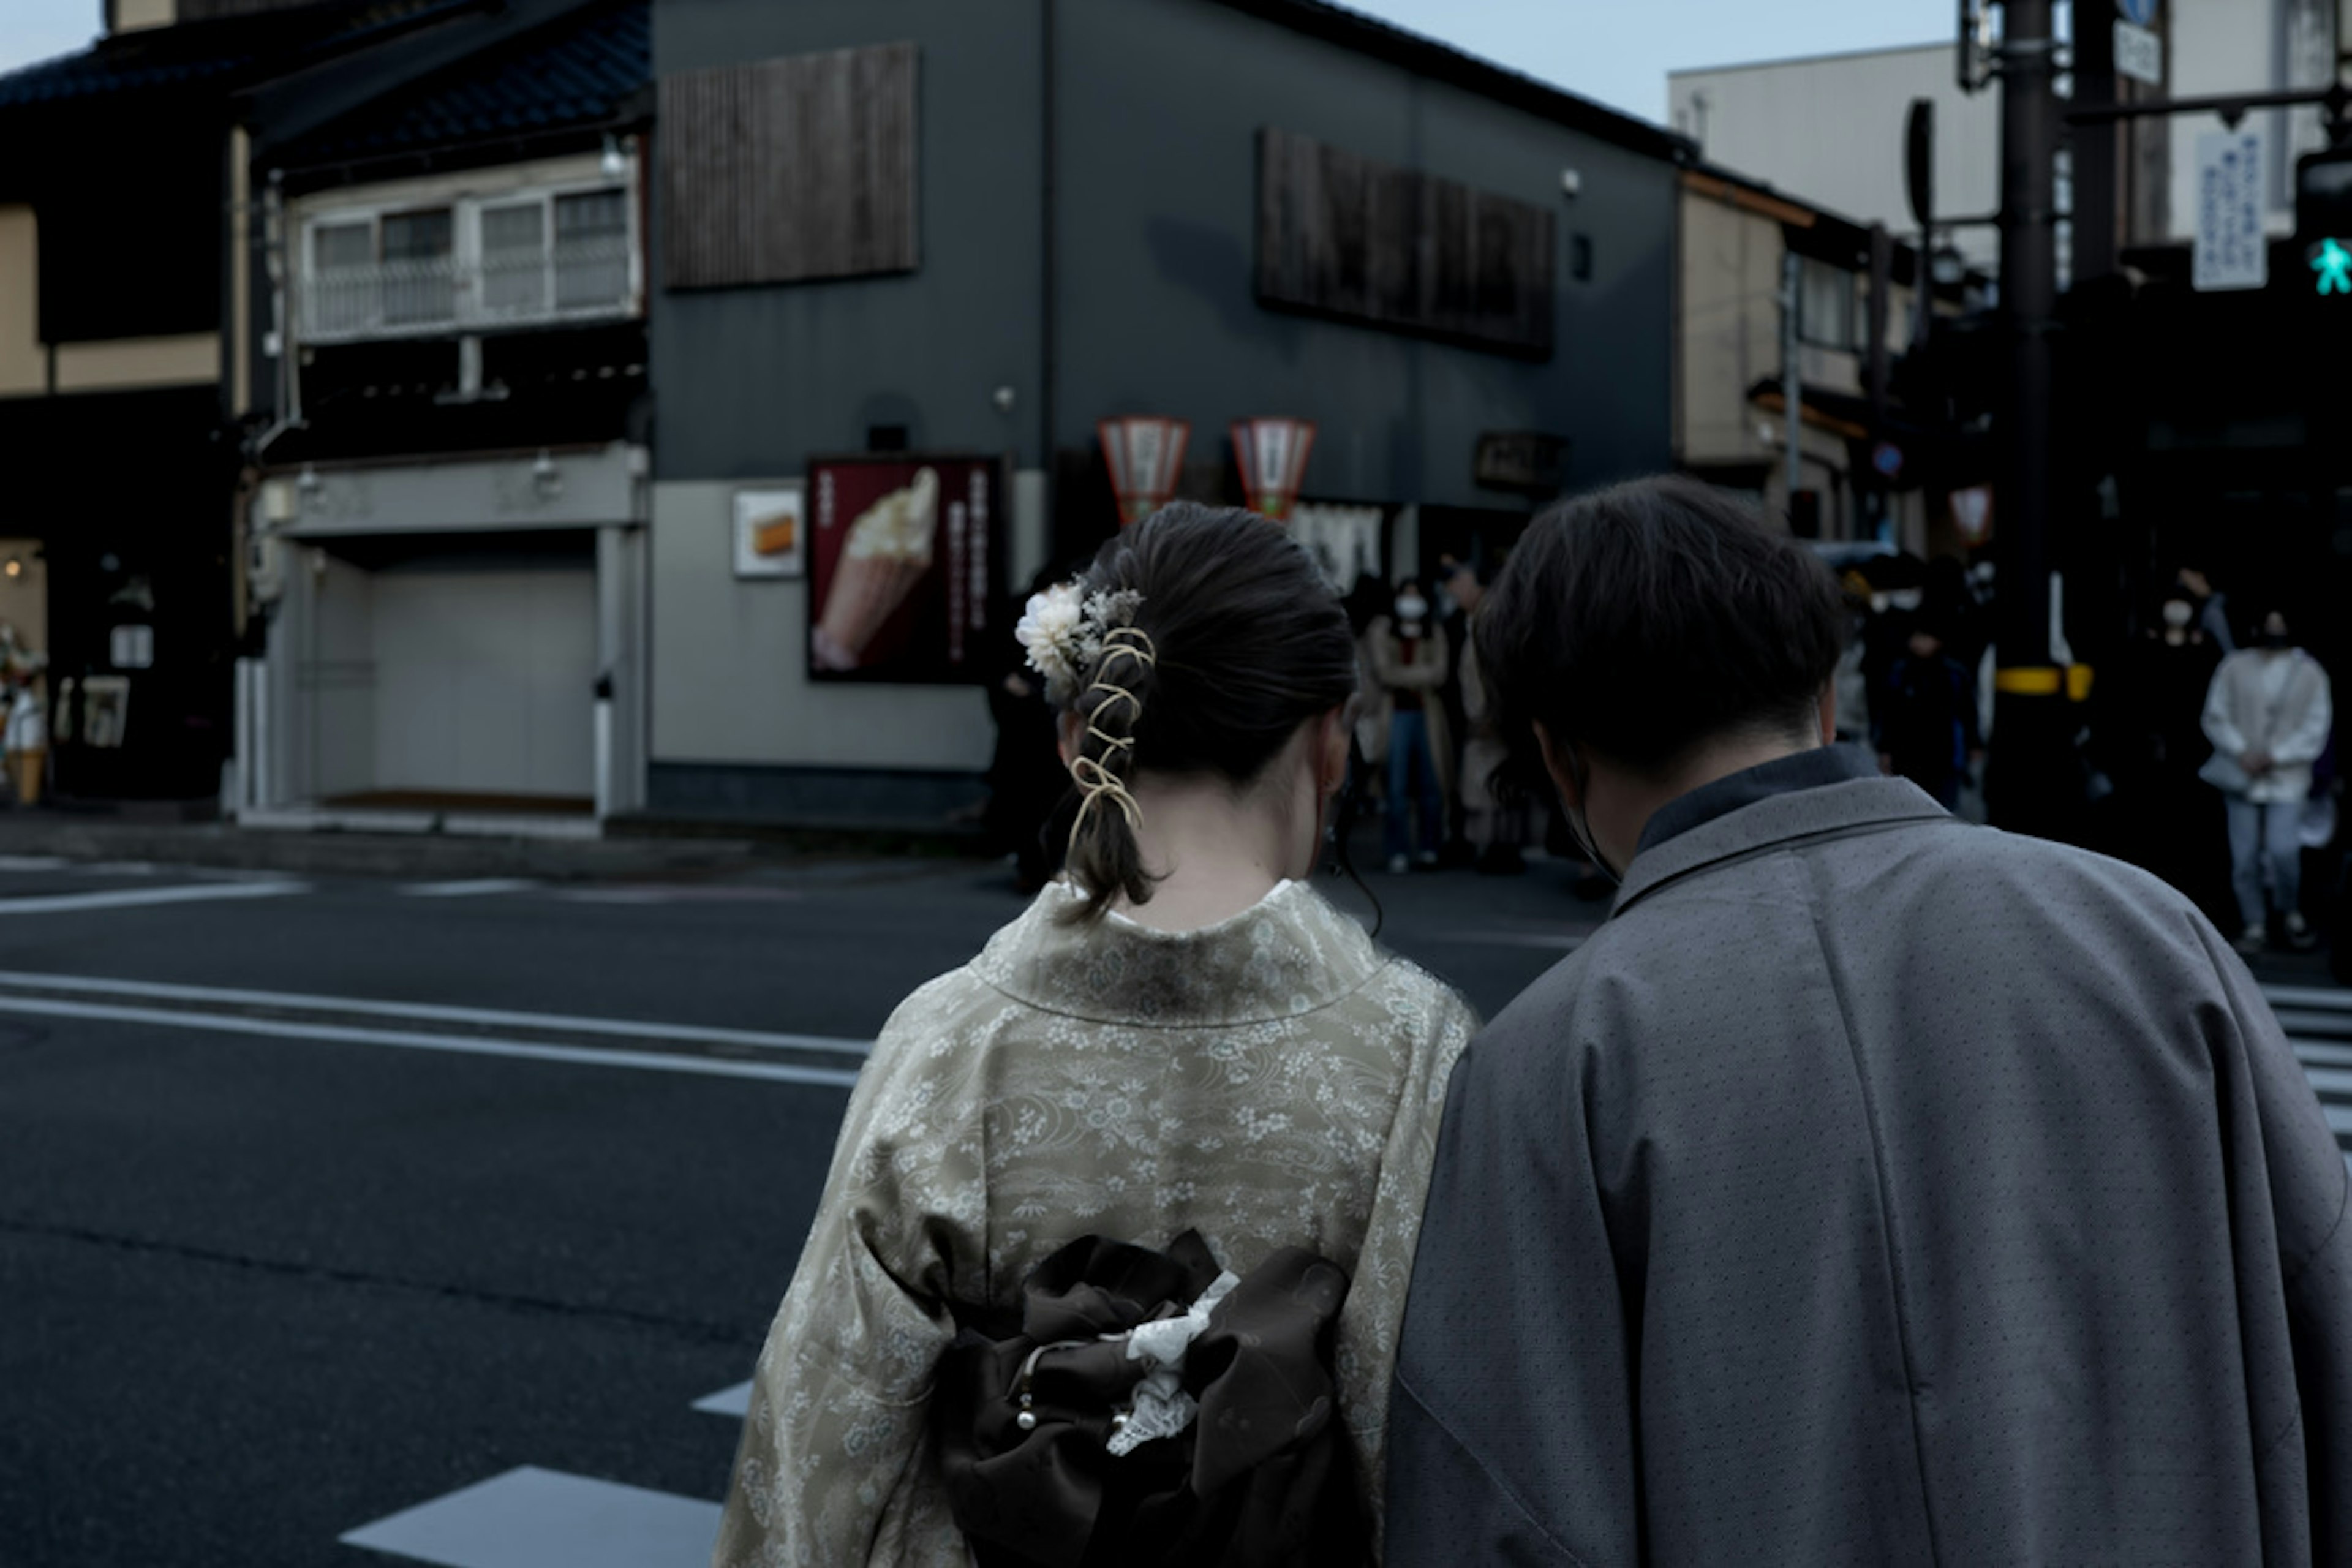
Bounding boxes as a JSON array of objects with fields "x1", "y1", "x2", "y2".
[{"x1": 1016, "y1": 582, "x2": 1146, "y2": 700}]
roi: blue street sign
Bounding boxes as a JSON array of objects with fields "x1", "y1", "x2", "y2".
[{"x1": 2117, "y1": 0, "x2": 2159, "y2": 23}]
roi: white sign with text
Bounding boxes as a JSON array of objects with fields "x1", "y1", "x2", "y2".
[{"x1": 2194, "y1": 127, "x2": 2269, "y2": 291}]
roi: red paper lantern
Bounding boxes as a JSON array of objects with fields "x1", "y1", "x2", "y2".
[
  {"x1": 1097, "y1": 416, "x2": 1191, "y2": 527},
  {"x1": 1230, "y1": 417, "x2": 1317, "y2": 522}
]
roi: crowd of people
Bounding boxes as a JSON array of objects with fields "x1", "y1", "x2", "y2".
[{"x1": 715, "y1": 482, "x2": 2352, "y2": 1567}]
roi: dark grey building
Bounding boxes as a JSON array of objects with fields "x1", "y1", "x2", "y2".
[{"x1": 644, "y1": 0, "x2": 1688, "y2": 826}]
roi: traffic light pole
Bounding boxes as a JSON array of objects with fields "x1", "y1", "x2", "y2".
[{"x1": 1989, "y1": 0, "x2": 2070, "y2": 837}]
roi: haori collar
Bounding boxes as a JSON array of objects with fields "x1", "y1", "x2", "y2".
[{"x1": 968, "y1": 878, "x2": 1385, "y2": 1028}]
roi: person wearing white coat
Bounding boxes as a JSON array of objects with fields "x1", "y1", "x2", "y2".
[{"x1": 2202, "y1": 608, "x2": 2334, "y2": 952}]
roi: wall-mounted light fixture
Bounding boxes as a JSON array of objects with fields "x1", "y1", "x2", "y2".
[
  {"x1": 601, "y1": 134, "x2": 627, "y2": 179},
  {"x1": 532, "y1": 450, "x2": 563, "y2": 500}
]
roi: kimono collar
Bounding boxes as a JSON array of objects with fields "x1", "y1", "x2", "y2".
[
  {"x1": 1636, "y1": 742, "x2": 1882, "y2": 857},
  {"x1": 1611, "y1": 773, "x2": 1956, "y2": 918},
  {"x1": 970, "y1": 878, "x2": 1385, "y2": 1027}
]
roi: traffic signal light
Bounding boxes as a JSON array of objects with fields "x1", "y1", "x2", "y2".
[{"x1": 2296, "y1": 149, "x2": 2352, "y2": 296}]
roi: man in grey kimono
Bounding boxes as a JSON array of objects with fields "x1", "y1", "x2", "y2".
[{"x1": 1388, "y1": 475, "x2": 2352, "y2": 1565}]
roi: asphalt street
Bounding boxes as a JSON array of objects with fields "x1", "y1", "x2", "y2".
[{"x1": 0, "y1": 847, "x2": 1595, "y2": 1567}]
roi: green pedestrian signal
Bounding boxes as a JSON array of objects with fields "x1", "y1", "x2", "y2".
[{"x1": 2314, "y1": 237, "x2": 2352, "y2": 295}]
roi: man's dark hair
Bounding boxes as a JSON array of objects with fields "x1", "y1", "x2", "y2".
[{"x1": 1475, "y1": 475, "x2": 1846, "y2": 775}]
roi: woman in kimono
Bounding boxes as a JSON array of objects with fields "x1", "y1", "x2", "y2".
[{"x1": 714, "y1": 503, "x2": 1478, "y2": 1566}]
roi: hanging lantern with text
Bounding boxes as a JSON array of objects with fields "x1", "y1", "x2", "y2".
[
  {"x1": 1230, "y1": 417, "x2": 1317, "y2": 522},
  {"x1": 1097, "y1": 416, "x2": 1191, "y2": 527}
]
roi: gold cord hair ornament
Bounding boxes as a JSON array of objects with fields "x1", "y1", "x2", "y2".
[{"x1": 1066, "y1": 625, "x2": 1158, "y2": 848}]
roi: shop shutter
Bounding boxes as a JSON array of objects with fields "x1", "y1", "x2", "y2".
[
  {"x1": 1256, "y1": 127, "x2": 1553, "y2": 357},
  {"x1": 660, "y1": 43, "x2": 919, "y2": 290}
]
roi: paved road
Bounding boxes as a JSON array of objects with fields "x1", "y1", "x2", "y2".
[
  {"x1": 0, "y1": 851, "x2": 1588, "y2": 1567},
  {"x1": 6, "y1": 848, "x2": 2345, "y2": 1566}
]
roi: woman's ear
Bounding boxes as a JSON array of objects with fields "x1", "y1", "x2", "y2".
[
  {"x1": 1055, "y1": 709, "x2": 1083, "y2": 769},
  {"x1": 1317, "y1": 706, "x2": 1352, "y2": 795}
]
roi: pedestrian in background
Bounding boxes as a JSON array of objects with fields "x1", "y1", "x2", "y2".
[
  {"x1": 2178, "y1": 562, "x2": 2238, "y2": 655},
  {"x1": 1388, "y1": 475, "x2": 2352, "y2": 1567},
  {"x1": 1874, "y1": 618, "x2": 1982, "y2": 810},
  {"x1": 2203, "y1": 605, "x2": 2333, "y2": 953},
  {"x1": 1364, "y1": 578, "x2": 1452, "y2": 874},
  {"x1": 715, "y1": 504, "x2": 1475, "y2": 1566},
  {"x1": 978, "y1": 566, "x2": 1071, "y2": 893},
  {"x1": 2118, "y1": 587, "x2": 2228, "y2": 920},
  {"x1": 1444, "y1": 560, "x2": 1527, "y2": 874}
]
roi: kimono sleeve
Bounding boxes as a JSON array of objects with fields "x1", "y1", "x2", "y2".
[
  {"x1": 2199, "y1": 922, "x2": 2352, "y2": 1559},
  {"x1": 712, "y1": 978, "x2": 988, "y2": 1567},
  {"x1": 1385, "y1": 1008, "x2": 1639, "y2": 1568},
  {"x1": 1331, "y1": 975, "x2": 1476, "y2": 1548}
]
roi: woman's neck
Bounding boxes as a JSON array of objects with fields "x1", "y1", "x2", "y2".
[{"x1": 1117, "y1": 774, "x2": 1294, "y2": 933}]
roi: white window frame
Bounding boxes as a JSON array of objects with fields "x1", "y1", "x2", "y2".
[
  {"x1": 1796, "y1": 256, "x2": 1859, "y2": 353},
  {"x1": 296, "y1": 161, "x2": 643, "y2": 346}
]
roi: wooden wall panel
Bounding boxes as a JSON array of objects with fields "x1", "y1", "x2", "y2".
[
  {"x1": 662, "y1": 42, "x2": 918, "y2": 290},
  {"x1": 1256, "y1": 126, "x2": 1553, "y2": 357}
]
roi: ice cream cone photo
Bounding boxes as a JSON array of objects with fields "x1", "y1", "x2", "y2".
[{"x1": 813, "y1": 466, "x2": 939, "y2": 671}]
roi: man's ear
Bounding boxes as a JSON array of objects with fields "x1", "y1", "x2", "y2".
[
  {"x1": 1532, "y1": 721, "x2": 1582, "y2": 810},
  {"x1": 1817, "y1": 680, "x2": 1839, "y2": 745},
  {"x1": 1055, "y1": 709, "x2": 1083, "y2": 768}
]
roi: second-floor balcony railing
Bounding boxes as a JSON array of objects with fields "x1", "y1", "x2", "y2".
[{"x1": 299, "y1": 239, "x2": 636, "y2": 345}]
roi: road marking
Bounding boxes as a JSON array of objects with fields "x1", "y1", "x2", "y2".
[
  {"x1": 558, "y1": 884, "x2": 803, "y2": 905},
  {"x1": 0, "y1": 993, "x2": 865, "y2": 1088},
  {"x1": 1433, "y1": 929, "x2": 1589, "y2": 951},
  {"x1": 341, "y1": 1466, "x2": 719, "y2": 1568},
  {"x1": 0, "y1": 854, "x2": 66, "y2": 871},
  {"x1": 2268, "y1": 984, "x2": 2352, "y2": 1013},
  {"x1": 0, "y1": 969, "x2": 872, "y2": 1058},
  {"x1": 691, "y1": 1381, "x2": 753, "y2": 1418},
  {"x1": 0, "y1": 881, "x2": 307, "y2": 915},
  {"x1": 401, "y1": 878, "x2": 539, "y2": 898}
]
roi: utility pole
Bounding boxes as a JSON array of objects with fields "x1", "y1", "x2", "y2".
[
  {"x1": 1781, "y1": 248, "x2": 1804, "y2": 524},
  {"x1": 1989, "y1": 0, "x2": 2066, "y2": 835}
]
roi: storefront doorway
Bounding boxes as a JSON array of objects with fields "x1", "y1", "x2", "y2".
[{"x1": 302, "y1": 534, "x2": 597, "y2": 813}]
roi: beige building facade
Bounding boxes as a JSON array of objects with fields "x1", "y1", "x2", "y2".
[{"x1": 1676, "y1": 167, "x2": 1957, "y2": 553}]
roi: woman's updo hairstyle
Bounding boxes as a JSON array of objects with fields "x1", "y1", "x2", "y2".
[{"x1": 1057, "y1": 502, "x2": 1359, "y2": 923}]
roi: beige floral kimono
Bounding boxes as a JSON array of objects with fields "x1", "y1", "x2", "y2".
[{"x1": 714, "y1": 878, "x2": 1476, "y2": 1567}]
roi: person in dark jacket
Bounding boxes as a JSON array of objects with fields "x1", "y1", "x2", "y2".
[
  {"x1": 1388, "y1": 475, "x2": 2352, "y2": 1567},
  {"x1": 1874, "y1": 621, "x2": 1982, "y2": 810}
]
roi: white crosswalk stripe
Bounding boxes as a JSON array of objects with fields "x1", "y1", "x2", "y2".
[
  {"x1": 2269, "y1": 981, "x2": 2352, "y2": 1179},
  {"x1": 399, "y1": 878, "x2": 540, "y2": 898},
  {"x1": 340, "y1": 1467, "x2": 722, "y2": 1568},
  {"x1": 341, "y1": 1387, "x2": 752, "y2": 1564}
]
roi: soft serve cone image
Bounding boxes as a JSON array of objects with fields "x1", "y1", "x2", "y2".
[{"x1": 813, "y1": 466, "x2": 940, "y2": 671}]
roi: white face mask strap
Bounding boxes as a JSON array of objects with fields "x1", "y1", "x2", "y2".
[{"x1": 1563, "y1": 742, "x2": 1621, "y2": 887}]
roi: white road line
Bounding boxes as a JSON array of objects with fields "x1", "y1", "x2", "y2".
[
  {"x1": 400, "y1": 879, "x2": 539, "y2": 898},
  {"x1": 557, "y1": 885, "x2": 802, "y2": 905},
  {"x1": 0, "y1": 993, "x2": 865, "y2": 1088},
  {"x1": 0, "y1": 969, "x2": 872, "y2": 1058},
  {"x1": 1436, "y1": 930, "x2": 1588, "y2": 951},
  {"x1": 2292, "y1": 1038, "x2": 2352, "y2": 1070},
  {"x1": 2267, "y1": 984, "x2": 2352, "y2": 1012},
  {"x1": 0, "y1": 854, "x2": 66, "y2": 871},
  {"x1": 0, "y1": 881, "x2": 307, "y2": 915},
  {"x1": 341, "y1": 1466, "x2": 719, "y2": 1568},
  {"x1": 691, "y1": 1381, "x2": 753, "y2": 1419}
]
